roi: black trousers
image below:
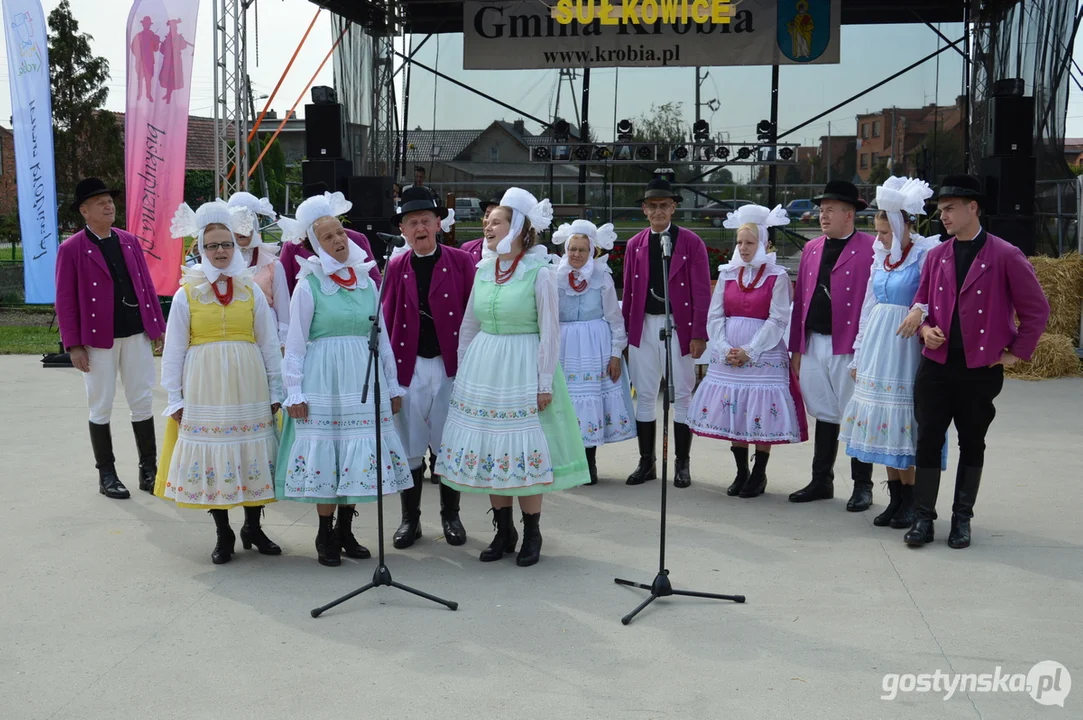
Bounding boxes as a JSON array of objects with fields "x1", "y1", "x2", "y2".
[{"x1": 913, "y1": 353, "x2": 1004, "y2": 469}]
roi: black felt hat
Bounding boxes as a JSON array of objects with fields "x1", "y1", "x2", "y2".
[
  {"x1": 393, "y1": 185, "x2": 449, "y2": 225},
  {"x1": 635, "y1": 178, "x2": 682, "y2": 205},
  {"x1": 813, "y1": 180, "x2": 868, "y2": 211},
  {"x1": 934, "y1": 174, "x2": 985, "y2": 204},
  {"x1": 480, "y1": 197, "x2": 502, "y2": 214},
  {"x1": 70, "y1": 177, "x2": 120, "y2": 214}
]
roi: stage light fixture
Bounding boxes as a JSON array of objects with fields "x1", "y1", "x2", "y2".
[
  {"x1": 673, "y1": 145, "x2": 689, "y2": 160},
  {"x1": 593, "y1": 145, "x2": 613, "y2": 160},
  {"x1": 756, "y1": 119, "x2": 775, "y2": 142},
  {"x1": 617, "y1": 118, "x2": 634, "y2": 141},
  {"x1": 779, "y1": 147, "x2": 795, "y2": 161},
  {"x1": 716, "y1": 146, "x2": 730, "y2": 160},
  {"x1": 553, "y1": 118, "x2": 571, "y2": 142},
  {"x1": 533, "y1": 146, "x2": 551, "y2": 161},
  {"x1": 693, "y1": 119, "x2": 710, "y2": 142},
  {"x1": 636, "y1": 145, "x2": 654, "y2": 160},
  {"x1": 737, "y1": 146, "x2": 752, "y2": 160},
  {"x1": 573, "y1": 145, "x2": 591, "y2": 161}
]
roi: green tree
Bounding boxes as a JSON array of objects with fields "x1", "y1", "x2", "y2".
[
  {"x1": 868, "y1": 162, "x2": 891, "y2": 185},
  {"x1": 48, "y1": 0, "x2": 124, "y2": 224}
]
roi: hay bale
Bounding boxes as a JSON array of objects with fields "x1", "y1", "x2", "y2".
[
  {"x1": 1029, "y1": 254, "x2": 1083, "y2": 344},
  {"x1": 1004, "y1": 332, "x2": 1083, "y2": 380}
]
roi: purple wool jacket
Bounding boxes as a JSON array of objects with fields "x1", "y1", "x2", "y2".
[
  {"x1": 914, "y1": 232, "x2": 1049, "y2": 368},
  {"x1": 622, "y1": 226, "x2": 711, "y2": 355},
  {"x1": 789, "y1": 231, "x2": 876, "y2": 355},
  {"x1": 382, "y1": 245, "x2": 476, "y2": 387},
  {"x1": 459, "y1": 237, "x2": 484, "y2": 263},
  {"x1": 279, "y1": 228, "x2": 381, "y2": 295},
  {"x1": 55, "y1": 228, "x2": 166, "y2": 350}
]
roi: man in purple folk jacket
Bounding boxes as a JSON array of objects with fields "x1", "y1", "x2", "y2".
[
  {"x1": 622, "y1": 178, "x2": 711, "y2": 489},
  {"x1": 900, "y1": 175, "x2": 1049, "y2": 549},
  {"x1": 382, "y1": 187, "x2": 476, "y2": 548},
  {"x1": 788, "y1": 180, "x2": 877, "y2": 511},
  {"x1": 55, "y1": 178, "x2": 167, "y2": 500}
]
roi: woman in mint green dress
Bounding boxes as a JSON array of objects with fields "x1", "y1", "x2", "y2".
[{"x1": 437, "y1": 188, "x2": 590, "y2": 567}]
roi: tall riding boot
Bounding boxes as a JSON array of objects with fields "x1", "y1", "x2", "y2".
[
  {"x1": 673, "y1": 423, "x2": 693, "y2": 489},
  {"x1": 241, "y1": 505, "x2": 282, "y2": 555},
  {"x1": 949, "y1": 466, "x2": 982, "y2": 549},
  {"x1": 789, "y1": 421, "x2": 838, "y2": 502},
  {"x1": 315, "y1": 514, "x2": 341, "y2": 566},
  {"x1": 439, "y1": 484, "x2": 467, "y2": 546},
  {"x1": 131, "y1": 419, "x2": 158, "y2": 493},
  {"x1": 209, "y1": 509, "x2": 235, "y2": 565},
  {"x1": 428, "y1": 449, "x2": 440, "y2": 484},
  {"x1": 873, "y1": 480, "x2": 903, "y2": 527},
  {"x1": 516, "y1": 512, "x2": 543, "y2": 567},
  {"x1": 90, "y1": 422, "x2": 129, "y2": 499},
  {"x1": 585, "y1": 446, "x2": 599, "y2": 485},
  {"x1": 626, "y1": 421, "x2": 657, "y2": 485},
  {"x1": 846, "y1": 459, "x2": 875, "y2": 512},
  {"x1": 393, "y1": 470, "x2": 424, "y2": 549},
  {"x1": 727, "y1": 446, "x2": 750, "y2": 497},
  {"x1": 740, "y1": 450, "x2": 770, "y2": 498},
  {"x1": 480, "y1": 506, "x2": 518, "y2": 562},
  {"x1": 890, "y1": 483, "x2": 916, "y2": 529},
  {"x1": 905, "y1": 467, "x2": 941, "y2": 547},
  {"x1": 335, "y1": 506, "x2": 371, "y2": 559}
]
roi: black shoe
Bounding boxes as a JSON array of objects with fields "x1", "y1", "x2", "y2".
[
  {"x1": 393, "y1": 474, "x2": 424, "y2": 549},
  {"x1": 439, "y1": 483, "x2": 467, "y2": 546},
  {"x1": 90, "y1": 422, "x2": 130, "y2": 500},
  {"x1": 905, "y1": 467, "x2": 942, "y2": 547},
  {"x1": 739, "y1": 451, "x2": 769, "y2": 498},
  {"x1": 209, "y1": 509, "x2": 235, "y2": 564},
  {"x1": 673, "y1": 423, "x2": 693, "y2": 488},
  {"x1": 874, "y1": 480, "x2": 903, "y2": 527},
  {"x1": 626, "y1": 421, "x2": 657, "y2": 485},
  {"x1": 516, "y1": 512, "x2": 543, "y2": 567},
  {"x1": 240, "y1": 506, "x2": 282, "y2": 555},
  {"x1": 789, "y1": 421, "x2": 838, "y2": 503},
  {"x1": 948, "y1": 465, "x2": 982, "y2": 548},
  {"x1": 905, "y1": 517, "x2": 935, "y2": 546},
  {"x1": 585, "y1": 446, "x2": 599, "y2": 485},
  {"x1": 315, "y1": 514, "x2": 341, "y2": 566},
  {"x1": 335, "y1": 506, "x2": 371, "y2": 559},
  {"x1": 846, "y1": 459, "x2": 874, "y2": 511},
  {"x1": 889, "y1": 484, "x2": 916, "y2": 529},
  {"x1": 480, "y1": 506, "x2": 518, "y2": 562},
  {"x1": 727, "y1": 447, "x2": 750, "y2": 496},
  {"x1": 132, "y1": 419, "x2": 158, "y2": 493}
]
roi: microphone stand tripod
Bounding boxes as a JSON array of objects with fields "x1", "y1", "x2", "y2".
[
  {"x1": 614, "y1": 230, "x2": 745, "y2": 625},
  {"x1": 311, "y1": 242, "x2": 458, "y2": 617}
]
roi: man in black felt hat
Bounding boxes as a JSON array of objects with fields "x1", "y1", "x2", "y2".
[
  {"x1": 788, "y1": 180, "x2": 878, "y2": 511},
  {"x1": 897, "y1": 174, "x2": 1048, "y2": 549}
]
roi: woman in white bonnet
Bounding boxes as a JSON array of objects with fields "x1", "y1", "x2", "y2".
[
  {"x1": 686, "y1": 204, "x2": 808, "y2": 499},
  {"x1": 552, "y1": 219, "x2": 636, "y2": 484},
  {"x1": 155, "y1": 199, "x2": 285, "y2": 565},
  {"x1": 227, "y1": 192, "x2": 289, "y2": 345}
]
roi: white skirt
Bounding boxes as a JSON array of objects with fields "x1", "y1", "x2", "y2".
[{"x1": 560, "y1": 319, "x2": 636, "y2": 447}]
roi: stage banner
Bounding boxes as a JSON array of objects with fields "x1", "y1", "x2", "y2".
[
  {"x1": 464, "y1": 0, "x2": 840, "y2": 70},
  {"x1": 125, "y1": 0, "x2": 200, "y2": 295},
  {"x1": 2, "y1": 0, "x2": 58, "y2": 304}
]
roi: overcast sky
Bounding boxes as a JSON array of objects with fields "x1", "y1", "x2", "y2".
[{"x1": 2, "y1": 0, "x2": 1082, "y2": 181}]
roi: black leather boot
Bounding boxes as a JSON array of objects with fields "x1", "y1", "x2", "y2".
[
  {"x1": 479, "y1": 506, "x2": 518, "y2": 562},
  {"x1": 315, "y1": 514, "x2": 341, "y2": 566},
  {"x1": 90, "y1": 422, "x2": 129, "y2": 499},
  {"x1": 740, "y1": 450, "x2": 769, "y2": 498},
  {"x1": 335, "y1": 506, "x2": 371, "y2": 559},
  {"x1": 516, "y1": 512, "x2": 543, "y2": 567},
  {"x1": 209, "y1": 509, "x2": 235, "y2": 565},
  {"x1": 789, "y1": 421, "x2": 838, "y2": 503},
  {"x1": 905, "y1": 467, "x2": 941, "y2": 547},
  {"x1": 846, "y1": 459, "x2": 875, "y2": 512},
  {"x1": 874, "y1": 480, "x2": 902, "y2": 527},
  {"x1": 240, "y1": 506, "x2": 282, "y2": 555},
  {"x1": 891, "y1": 483, "x2": 917, "y2": 529},
  {"x1": 393, "y1": 471, "x2": 424, "y2": 549},
  {"x1": 131, "y1": 419, "x2": 158, "y2": 493},
  {"x1": 727, "y1": 446, "x2": 749, "y2": 496},
  {"x1": 949, "y1": 466, "x2": 982, "y2": 549},
  {"x1": 626, "y1": 421, "x2": 657, "y2": 485},
  {"x1": 585, "y1": 446, "x2": 599, "y2": 485},
  {"x1": 428, "y1": 450, "x2": 440, "y2": 484},
  {"x1": 673, "y1": 423, "x2": 693, "y2": 489},
  {"x1": 439, "y1": 484, "x2": 467, "y2": 546}
]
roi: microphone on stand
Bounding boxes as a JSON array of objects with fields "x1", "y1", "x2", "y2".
[
  {"x1": 660, "y1": 231, "x2": 672, "y2": 259},
  {"x1": 376, "y1": 232, "x2": 407, "y2": 247}
]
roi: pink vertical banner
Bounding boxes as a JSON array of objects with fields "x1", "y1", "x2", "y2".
[{"x1": 124, "y1": 0, "x2": 200, "y2": 296}]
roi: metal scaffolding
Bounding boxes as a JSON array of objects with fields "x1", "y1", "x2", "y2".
[
  {"x1": 368, "y1": 2, "x2": 400, "y2": 176},
  {"x1": 213, "y1": 0, "x2": 249, "y2": 197}
]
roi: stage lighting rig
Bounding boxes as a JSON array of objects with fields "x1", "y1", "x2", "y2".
[
  {"x1": 533, "y1": 146, "x2": 551, "y2": 161},
  {"x1": 693, "y1": 119, "x2": 710, "y2": 142},
  {"x1": 617, "y1": 119, "x2": 634, "y2": 141},
  {"x1": 553, "y1": 118, "x2": 571, "y2": 142},
  {"x1": 573, "y1": 145, "x2": 591, "y2": 161}
]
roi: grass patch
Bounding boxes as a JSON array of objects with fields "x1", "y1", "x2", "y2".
[{"x1": 0, "y1": 324, "x2": 60, "y2": 355}]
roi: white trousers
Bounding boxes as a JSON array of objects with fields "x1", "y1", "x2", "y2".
[
  {"x1": 799, "y1": 332, "x2": 855, "y2": 425},
  {"x1": 84, "y1": 334, "x2": 156, "y2": 425},
  {"x1": 629, "y1": 314, "x2": 696, "y2": 424},
  {"x1": 393, "y1": 356, "x2": 453, "y2": 470}
]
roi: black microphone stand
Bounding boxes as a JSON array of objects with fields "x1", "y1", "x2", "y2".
[
  {"x1": 614, "y1": 230, "x2": 745, "y2": 625},
  {"x1": 311, "y1": 241, "x2": 458, "y2": 617}
]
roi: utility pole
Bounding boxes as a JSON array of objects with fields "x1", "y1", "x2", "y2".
[
  {"x1": 247, "y1": 75, "x2": 269, "y2": 200},
  {"x1": 826, "y1": 120, "x2": 832, "y2": 182}
]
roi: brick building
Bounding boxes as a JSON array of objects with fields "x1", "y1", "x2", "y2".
[{"x1": 855, "y1": 96, "x2": 966, "y2": 181}]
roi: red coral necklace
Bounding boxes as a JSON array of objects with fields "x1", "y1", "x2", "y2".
[
  {"x1": 737, "y1": 264, "x2": 767, "y2": 292},
  {"x1": 883, "y1": 242, "x2": 914, "y2": 272},
  {"x1": 212, "y1": 277, "x2": 234, "y2": 306},
  {"x1": 329, "y1": 267, "x2": 357, "y2": 290},
  {"x1": 495, "y1": 251, "x2": 525, "y2": 285}
]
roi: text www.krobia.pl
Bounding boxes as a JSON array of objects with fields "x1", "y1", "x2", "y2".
[{"x1": 542, "y1": 44, "x2": 680, "y2": 66}]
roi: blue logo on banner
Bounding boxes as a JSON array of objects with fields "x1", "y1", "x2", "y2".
[{"x1": 778, "y1": 0, "x2": 830, "y2": 63}]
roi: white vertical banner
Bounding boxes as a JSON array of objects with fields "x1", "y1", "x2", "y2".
[{"x1": 2, "y1": 0, "x2": 59, "y2": 303}]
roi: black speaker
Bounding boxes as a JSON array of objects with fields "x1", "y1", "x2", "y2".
[
  {"x1": 346, "y1": 218, "x2": 394, "y2": 269},
  {"x1": 305, "y1": 103, "x2": 345, "y2": 158},
  {"x1": 311, "y1": 85, "x2": 337, "y2": 104},
  {"x1": 985, "y1": 214, "x2": 1036, "y2": 256},
  {"x1": 346, "y1": 176, "x2": 395, "y2": 220},
  {"x1": 987, "y1": 94, "x2": 1035, "y2": 157},
  {"x1": 980, "y1": 155, "x2": 1036, "y2": 216},
  {"x1": 301, "y1": 158, "x2": 352, "y2": 196}
]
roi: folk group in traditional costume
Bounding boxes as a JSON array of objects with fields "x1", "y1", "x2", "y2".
[{"x1": 55, "y1": 171, "x2": 1051, "y2": 562}]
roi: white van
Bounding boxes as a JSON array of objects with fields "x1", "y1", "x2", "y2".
[{"x1": 455, "y1": 197, "x2": 481, "y2": 221}]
